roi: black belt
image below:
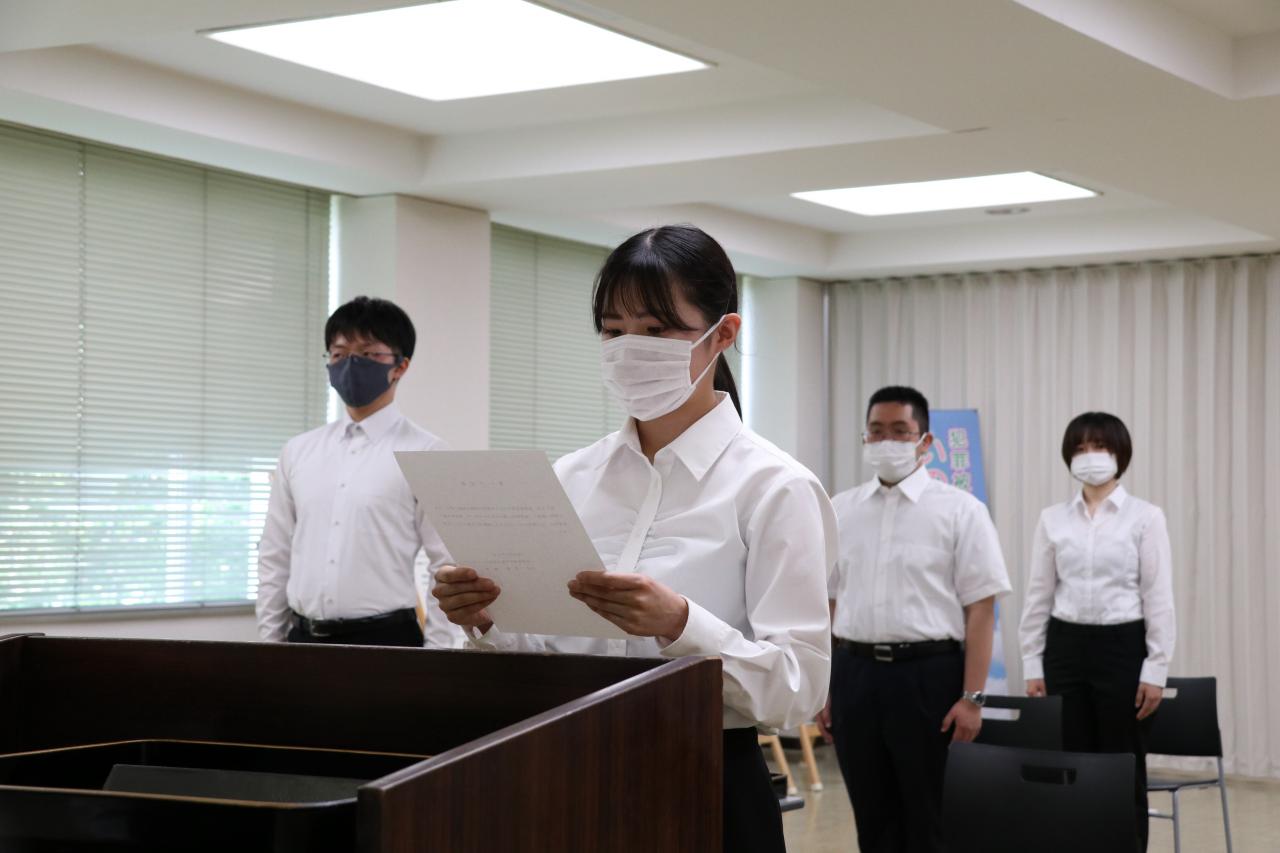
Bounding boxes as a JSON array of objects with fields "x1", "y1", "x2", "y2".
[
  {"x1": 290, "y1": 607, "x2": 416, "y2": 639},
  {"x1": 834, "y1": 637, "x2": 962, "y2": 663}
]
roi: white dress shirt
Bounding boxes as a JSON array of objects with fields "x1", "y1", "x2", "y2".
[
  {"x1": 829, "y1": 464, "x2": 1011, "y2": 643},
  {"x1": 256, "y1": 402, "x2": 464, "y2": 648},
  {"x1": 1019, "y1": 485, "x2": 1176, "y2": 686},
  {"x1": 469, "y1": 393, "x2": 837, "y2": 731}
]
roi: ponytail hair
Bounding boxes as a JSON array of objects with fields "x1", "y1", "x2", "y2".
[
  {"x1": 713, "y1": 353, "x2": 741, "y2": 415},
  {"x1": 592, "y1": 224, "x2": 742, "y2": 416}
]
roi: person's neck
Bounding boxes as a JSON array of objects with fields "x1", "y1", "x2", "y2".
[
  {"x1": 636, "y1": 386, "x2": 720, "y2": 464},
  {"x1": 346, "y1": 391, "x2": 396, "y2": 423},
  {"x1": 1081, "y1": 479, "x2": 1120, "y2": 515}
]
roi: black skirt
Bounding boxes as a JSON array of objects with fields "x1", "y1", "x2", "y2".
[{"x1": 722, "y1": 727, "x2": 786, "y2": 853}]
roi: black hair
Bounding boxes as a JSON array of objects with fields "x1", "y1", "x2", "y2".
[
  {"x1": 1061, "y1": 412, "x2": 1132, "y2": 477},
  {"x1": 591, "y1": 225, "x2": 741, "y2": 415},
  {"x1": 866, "y1": 385, "x2": 930, "y2": 435},
  {"x1": 325, "y1": 296, "x2": 416, "y2": 361}
]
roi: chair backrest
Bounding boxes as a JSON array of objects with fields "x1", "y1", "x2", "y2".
[
  {"x1": 1146, "y1": 676, "x2": 1223, "y2": 758},
  {"x1": 944, "y1": 742, "x2": 1137, "y2": 853},
  {"x1": 975, "y1": 694, "x2": 1063, "y2": 751}
]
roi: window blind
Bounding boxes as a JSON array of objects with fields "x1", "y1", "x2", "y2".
[
  {"x1": 489, "y1": 224, "x2": 742, "y2": 460},
  {"x1": 0, "y1": 123, "x2": 329, "y2": 613}
]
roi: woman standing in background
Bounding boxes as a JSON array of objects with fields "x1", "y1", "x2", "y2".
[{"x1": 1020, "y1": 412, "x2": 1176, "y2": 851}]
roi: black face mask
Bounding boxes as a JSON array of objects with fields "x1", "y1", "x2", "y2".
[{"x1": 327, "y1": 355, "x2": 398, "y2": 408}]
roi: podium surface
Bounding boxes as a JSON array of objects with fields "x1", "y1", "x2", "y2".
[{"x1": 0, "y1": 634, "x2": 723, "y2": 852}]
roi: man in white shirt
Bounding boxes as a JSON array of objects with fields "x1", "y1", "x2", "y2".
[
  {"x1": 257, "y1": 296, "x2": 462, "y2": 648},
  {"x1": 821, "y1": 386, "x2": 1011, "y2": 853}
]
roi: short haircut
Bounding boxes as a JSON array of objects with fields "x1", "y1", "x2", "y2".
[
  {"x1": 325, "y1": 296, "x2": 416, "y2": 360},
  {"x1": 866, "y1": 385, "x2": 930, "y2": 434},
  {"x1": 1061, "y1": 412, "x2": 1133, "y2": 477}
]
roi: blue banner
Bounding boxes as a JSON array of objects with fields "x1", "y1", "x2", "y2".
[
  {"x1": 922, "y1": 409, "x2": 987, "y2": 504},
  {"x1": 923, "y1": 409, "x2": 1006, "y2": 693}
]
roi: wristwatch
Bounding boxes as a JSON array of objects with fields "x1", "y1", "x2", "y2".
[{"x1": 961, "y1": 690, "x2": 986, "y2": 707}]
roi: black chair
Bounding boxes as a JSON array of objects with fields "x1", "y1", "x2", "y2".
[
  {"x1": 1146, "y1": 677, "x2": 1233, "y2": 853},
  {"x1": 770, "y1": 773, "x2": 805, "y2": 813},
  {"x1": 943, "y1": 741, "x2": 1137, "y2": 853},
  {"x1": 976, "y1": 694, "x2": 1064, "y2": 751}
]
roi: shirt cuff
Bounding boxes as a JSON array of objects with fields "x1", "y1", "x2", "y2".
[
  {"x1": 1022, "y1": 656, "x2": 1045, "y2": 681},
  {"x1": 464, "y1": 623, "x2": 501, "y2": 650},
  {"x1": 958, "y1": 579, "x2": 1012, "y2": 607},
  {"x1": 1139, "y1": 659, "x2": 1168, "y2": 687},
  {"x1": 660, "y1": 597, "x2": 733, "y2": 659}
]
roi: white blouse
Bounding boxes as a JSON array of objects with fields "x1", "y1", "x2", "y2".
[
  {"x1": 1019, "y1": 485, "x2": 1176, "y2": 686},
  {"x1": 470, "y1": 393, "x2": 837, "y2": 731}
]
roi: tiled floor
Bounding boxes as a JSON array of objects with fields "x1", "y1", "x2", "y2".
[{"x1": 778, "y1": 742, "x2": 1280, "y2": 852}]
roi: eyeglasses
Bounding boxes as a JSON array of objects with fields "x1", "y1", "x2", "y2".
[
  {"x1": 324, "y1": 350, "x2": 400, "y2": 366},
  {"x1": 863, "y1": 429, "x2": 921, "y2": 443}
]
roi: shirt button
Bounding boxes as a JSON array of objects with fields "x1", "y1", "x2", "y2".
[
  {"x1": 339, "y1": 483, "x2": 346, "y2": 488},
  {"x1": 329, "y1": 559, "x2": 335, "y2": 564},
  {"x1": 333, "y1": 521, "x2": 340, "y2": 527}
]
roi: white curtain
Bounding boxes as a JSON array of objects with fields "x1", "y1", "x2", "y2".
[{"x1": 829, "y1": 255, "x2": 1280, "y2": 779}]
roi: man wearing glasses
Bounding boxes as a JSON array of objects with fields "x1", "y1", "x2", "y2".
[
  {"x1": 256, "y1": 296, "x2": 462, "y2": 648},
  {"x1": 818, "y1": 386, "x2": 1010, "y2": 853}
]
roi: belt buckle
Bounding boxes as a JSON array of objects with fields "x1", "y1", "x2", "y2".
[
  {"x1": 873, "y1": 644, "x2": 894, "y2": 663},
  {"x1": 306, "y1": 618, "x2": 332, "y2": 639}
]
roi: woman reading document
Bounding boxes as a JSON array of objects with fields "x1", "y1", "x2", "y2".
[{"x1": 434, "y1": 225, "x2": 834, "y2": 853}]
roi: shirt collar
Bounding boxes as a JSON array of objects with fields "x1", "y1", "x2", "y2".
[
  {"x1": 1072, "y1": 482, "x2": 1129, "y2": 513},
  {"x1": 605, "y1": 393, "x2": 743, "y2": 481},
  {"x1": 341, "y1": 401, "x2": 403, "y2": 442},
  {"x1": 856, "y1": 462, "x2": 931, "y2": 504}
]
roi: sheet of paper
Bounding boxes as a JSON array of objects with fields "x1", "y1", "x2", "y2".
[{"x1": 395, "y1": 450, "x2": 626, "y2": 640}]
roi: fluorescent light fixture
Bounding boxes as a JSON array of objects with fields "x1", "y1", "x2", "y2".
[
  {"x1": 791, "y1": 172, "x2": 1096, "y2": 216},
  {"x1": 207, "y1": 0, "x2": 706, "y2": 101}
]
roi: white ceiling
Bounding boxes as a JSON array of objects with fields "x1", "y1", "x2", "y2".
[
  {"x1": 2, "y1": 0, "x2": 1279, "y2": 278},
  {"x1": 1161, "y1": 0, "x2": 1280, "y2": 37}
]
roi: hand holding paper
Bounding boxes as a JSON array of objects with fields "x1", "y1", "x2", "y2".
[
  {"x1": 568, "y1": 572, "x2": 689, "y2": 642},
  {"x1": 395, "y1": 450, "x2": 626, "y2": 639},
  {"x1": 433, "y1": 566, "x2": 500, "y2": 632}
]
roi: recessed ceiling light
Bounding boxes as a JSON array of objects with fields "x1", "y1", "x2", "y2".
[
  {"x1": 792, "y1": 172, "x2": 1096, "y2": 216},
  {"x1": 206, "y1": 0, "x2": 707, "y2": 101}
]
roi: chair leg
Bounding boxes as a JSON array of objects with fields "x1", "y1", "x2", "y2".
[
  {"x1": 798, "y1": 723, "x2": 824, "y2": 791},
  {"x1": 758, "y1": 734, "x2": 797, "y2": 796},
  {"x1": 1171, "y1": 789, "x2": 1181, "y2": 853},
  {"x1": 1218, "y1": 758, "x2": 1234, "y2": 853}
]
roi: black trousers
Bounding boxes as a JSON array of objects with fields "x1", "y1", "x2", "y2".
[
  {"x1": 830, "y1": 644, "x2": 964, "y2": 853},
  {"x1": 723, "y1": 727, "x2": 786, "y2": 853},
  {"x1": 1044, "y1": 617, "x2": 1152, "y2": 852},
  {"x1": 286, "y1": 618, "x2": 424, "y2": 648}
]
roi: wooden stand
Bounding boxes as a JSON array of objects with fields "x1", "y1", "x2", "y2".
[{"x1": 0, "y1": 633, "x2": 723, "y2": 852}]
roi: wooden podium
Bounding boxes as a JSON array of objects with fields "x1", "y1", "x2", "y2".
[{"x1": 0, "y1": 634, "x2": 723, "y2": 852}]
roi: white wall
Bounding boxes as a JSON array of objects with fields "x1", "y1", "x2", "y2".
[
  {"x1": 337, "y1": 194, "x2": 492, "y2": 449},
  {"x1": 741, "y1": 276, "x2": 829, "y2": 484},
  {"x1": 4, "y1": 608, "x2": 257, "y2": 642}
]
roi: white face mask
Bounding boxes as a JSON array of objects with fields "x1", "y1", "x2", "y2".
[
  {"x1": 863, "y1": 436, "x2": 925, "y2": 484},
  {"x1": 1071, "y1": 451, "x2": 1118, "y2": 486},
  {"x1": 601, "y1": 318, "x2": 724, "y2": 422}
]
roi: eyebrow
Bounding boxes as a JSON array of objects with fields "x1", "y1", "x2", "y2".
[{"x1": 602, "y1": 312, "x2": 656, "y2": 321}]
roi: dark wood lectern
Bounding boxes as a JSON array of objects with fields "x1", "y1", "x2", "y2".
[{"x1": 0, "y1": 634, "x2": 723, "y2": 852}]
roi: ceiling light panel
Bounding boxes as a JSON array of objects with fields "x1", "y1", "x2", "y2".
[
  {"x1": 208, "y1": 0, "x2": 707, "y2": 101},
  {"x1": 792, "y1": 172, "x2": 1096, "y2": 216}
]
